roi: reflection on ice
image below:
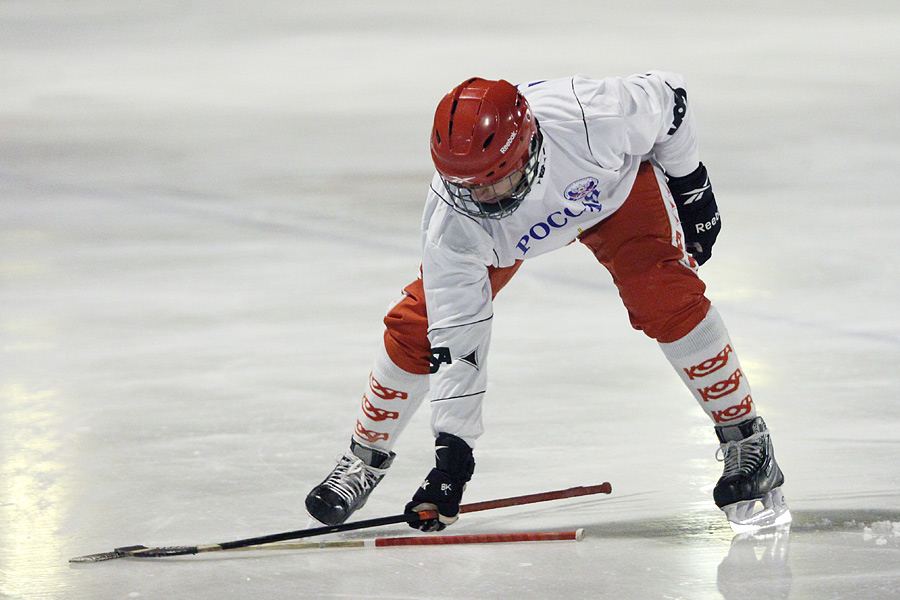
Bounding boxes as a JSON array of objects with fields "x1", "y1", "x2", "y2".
[
  {"x1": 718, "y1": 526, "x2": 792, "y2": 600},
  {"x1": 0, "y1": 385, "x2": 72, "y2": 599}
]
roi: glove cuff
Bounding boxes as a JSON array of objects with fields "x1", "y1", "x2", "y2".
[
  {"x1": 434, "y1": 432, "x2": 475, "y2": 483},
  {"x1": 667, "y1": 162, "x2": 711, "y2": 208}
]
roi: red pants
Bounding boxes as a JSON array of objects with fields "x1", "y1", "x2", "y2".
[{"x1": 384, "y1": 163, "x2": 711, "y2": 374}]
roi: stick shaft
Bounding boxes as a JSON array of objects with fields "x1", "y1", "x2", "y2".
[
  {"x1": 238, "y1": 529, "x2": 584, "y2": 551},
  {"x1": 217, "y1": 512, "x2": 417, "y2": 550},
  {"x1": 240, "y1": 539, "x2": 370, "y2": 551},
  {"x1": 460, "y1": 483, "x2": 612, "y2": 514},
  {"x1": 374, "y1": 529, "x2": 584, "y2": 546}
]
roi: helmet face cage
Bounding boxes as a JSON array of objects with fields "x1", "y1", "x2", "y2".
[{"x1": 441, "y1": 129, "x2": 543, "y2": 219}]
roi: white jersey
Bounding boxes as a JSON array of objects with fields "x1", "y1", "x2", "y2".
[{"x1": 420, "y1": 71, "x2": 701, "y2": 445}]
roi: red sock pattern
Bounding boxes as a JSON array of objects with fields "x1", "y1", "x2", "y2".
[
  {"x1": 660, "y1": 307, "x2": 757, "y2": 425},
  {"x1": 351, "y1": 344, "x2": 428, "y2": 452}
]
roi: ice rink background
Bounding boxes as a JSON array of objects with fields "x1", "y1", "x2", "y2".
[{"x1": 2, "y1": 1, "x2": 900, "y2": 598}]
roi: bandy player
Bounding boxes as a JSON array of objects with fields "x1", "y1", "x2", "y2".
[{"x1": 305, "y1": 72, "x2": 791, "y2": 534}]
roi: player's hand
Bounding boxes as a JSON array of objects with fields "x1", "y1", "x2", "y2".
[
  {"x1": 405, "y1": 433, "x2": 474, "y2": 532},
  {"x1": 667, "y1": 162, "x2": 721, "y2": 266},
  {"x1": 405, "y1": 468, "x2": 465, "y2": 532}
]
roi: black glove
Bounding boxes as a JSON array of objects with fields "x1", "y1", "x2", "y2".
[
  {"x1": 405, "y1": 432, "x2": 474, "y2": 532},
  {"x1": 666, "y1": 162, "x2": 721, "y2": 266}
]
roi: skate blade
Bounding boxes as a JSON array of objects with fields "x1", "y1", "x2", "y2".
[
  {"x1": 304, "y1": 514, "x2": 347, "y2": 540},
  {"x1": 722, "y1": 486, "x2": 792, "y2": 534},
  {"x1": 305, "y1": 515, "x2": 327, "y2": 529}
]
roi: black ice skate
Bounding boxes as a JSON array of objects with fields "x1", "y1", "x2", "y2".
[
  {"x1": 714, "y1": 417, "x2": 791, "y2": 533},
  {"x1": 305, "y1": 439, "x2": 395, "y2": 526}
]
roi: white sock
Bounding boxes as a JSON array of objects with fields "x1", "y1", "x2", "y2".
[
  {"x1": 659, "y1": 306, "x2": 756, "y2": 426},
  {"x1": 352, "y1": 342, "x2": 429, "y2": 453}
]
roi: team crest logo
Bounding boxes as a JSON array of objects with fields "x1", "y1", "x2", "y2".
[{"x1": 564, "y1": 177, "x2": 601, "y2": 202}]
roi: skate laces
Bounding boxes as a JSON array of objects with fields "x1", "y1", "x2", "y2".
[
  {"x1": 320, "y1": 454, "x2": 382, "y2": 506},
  {"x1": 716, "y1": 431, "x2": 766, "y2": 477}
]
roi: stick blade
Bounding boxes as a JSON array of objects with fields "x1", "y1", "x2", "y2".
[{"x1": 69, "y1": 545, "x2": 149, "y2": 563}]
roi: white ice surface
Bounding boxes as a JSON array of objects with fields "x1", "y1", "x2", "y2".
[{"x1": 2, "y1": 1, "x2": 900, "y2": 598}]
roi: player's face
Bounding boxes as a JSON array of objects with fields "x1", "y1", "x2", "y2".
[
  {"x1": 439, "y1": 129, "x2": 541, "y2": 220},
  {"x1": 471, "y1": 170, "x2": 526, "y2": 204}
]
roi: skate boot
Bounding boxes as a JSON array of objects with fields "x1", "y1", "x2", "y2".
[
  {"x1": 305, "y1": 439, "x2": 395, "y2": 526},
  {"x1": 714, "y1": 417, "x2": 792, "y2": 533}
]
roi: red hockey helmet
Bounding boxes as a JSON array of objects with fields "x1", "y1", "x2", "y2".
[{"x1": 430, "y1": 78, "x2": 542, "y2": 218}]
